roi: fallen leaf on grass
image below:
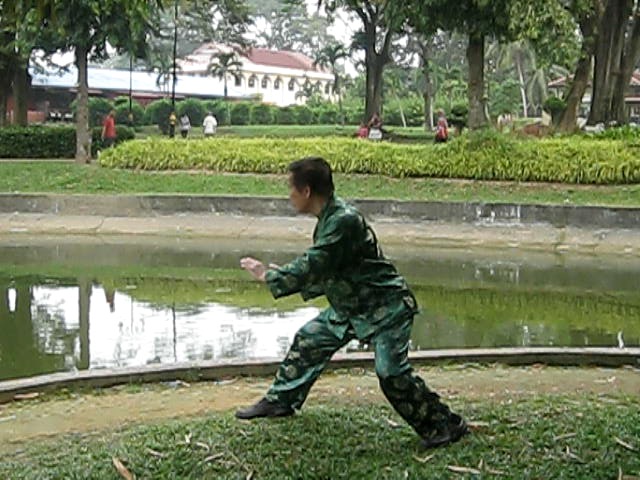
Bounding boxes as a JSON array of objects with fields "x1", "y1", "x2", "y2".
[
  {"x1": 553, "y1": 433, "x2": 577, "y2": 441},
  {"x1": 618, "y1": 467, "x2": 640, "y2": 480},
  {"x1": 146, "y1": 448, "x2": 167, "y2": 458},
  {"x1": 112, "y1": 457, "x2": 134, "y2": 480},
  {"x1": 385, "y1": 418, "x2": 401, "y2": 428},
  {"x1": 13, "y1": 392, "x2": 40, "y2": 401},
  {"x1": 448, "y1": 465, "x2": 481, "y2": 475},
  {"x1": 202, "y1": 453, "x2": 225, "y2": 463},
  {"x1": 565, "y1": 446, "x2": 585, "y2": 464},
  {"x1": 467, "y1": 421, "x2": 490, "y2": 431},
  {"x1": 246, "y1": 472, "x2": 254, "y2": 480},
  {"x1": 413, "y1": 453, "x2": 435, "y2": 464},
  {"x1": 195, "y1": 442, "x2": 210, "y2": 451},
  {"x1": 615, "y1": 437, "x2": 637, "y2": 452}
]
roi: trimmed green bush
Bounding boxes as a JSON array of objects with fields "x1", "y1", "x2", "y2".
[
  {"x1": 177, "y1": 98, "x2": 206, "y2": 126},
  {"x1": 231, "y1": 102, "x2": 252, "y2": 125},
  {"x1": 203, "y1": 100, "x2": 230, "y2": 126},
  {"x1": 99, "y1": 132, "x2": 640, "y2": 184},
  {"x1": 114, "y1": 101, "x2": 145, "y2": 127},
  {"x1": 293, "y1": 105, "x2": 314, "y2": 125},
  {"x1": 144, "y1": 99, "x2": 173, "y2": 134},
  {"x1": 70, "y1": 97, "x2": 114, "y2": 128},
  {"x1": 251, "y1": 104, "x2": 276, "y2": 124},
  {"x1": 0, "y1": 126, "x2": 76, "y2": 158},
  {"x1": 276, "y1": 106, "x2": 297, "y2": 125}
]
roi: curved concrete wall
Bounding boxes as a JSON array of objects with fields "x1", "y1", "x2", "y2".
[{"x1": 1, "y1": 194, "x2": 640, "y2": 230}]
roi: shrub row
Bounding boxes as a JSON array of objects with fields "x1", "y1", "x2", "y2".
[
  {"x1": 0, "y1": 125, "x2": 135, "y2": 158},
  {"x1": 99, "y1": 131, "x2": 640, "y2": 184}
]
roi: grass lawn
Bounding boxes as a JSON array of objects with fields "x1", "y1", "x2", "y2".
[
  {"x1": 1, "y1": 161, "x2": 639, "y2": 207},
  {"x1": 1, "y1": 394, "x2": 638, "y2": 479}
]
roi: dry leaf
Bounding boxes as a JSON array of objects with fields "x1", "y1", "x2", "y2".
[
  {"x1": 112, "y1": 457, "x2": 134, "y2": 480},
  {"x1": 195, "y1": 442, "x2": 210, "y2": 451},
  {"x1": 146, "y1": 448, "x2": 167, "y2": 458},
  {"x1": 413, "y1": 453, "x2": 435, "y2": 464},
  {"x1": 553, "y1": 433, "x2": 577, "y2": 441},
  {"x1": 615, "y1": 437, "x2": 637, "y2": 452},
  {"x1": 203, "y1": 453, "x2": 224, "y2": 463},
  {"x1": 565, "y1": 446, "x2": 585, "y2": 464},
  {"x1": 246, "y1": 472, "x2": 254, "y2": 480},
  {"x1": 468, "y1": 421, "x2": 490, "y2": 430},
  {"x1": 385, "y1": 418, "x2": 401, "y2": 428},
  {"x1": 447, "y1": 465, "x2": 482, "y2": 475},
  {"x1": 13, "y1": 392, "x2": 40, "y2": 401},
  {"x1": 619, "y1": 468, "x2": 640, "y2": 480}
]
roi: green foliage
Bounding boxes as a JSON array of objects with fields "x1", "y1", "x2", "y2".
[
  {"x1": 91, "y1": 125, "x2": 136, "y2": 155},
  {"x1": 176, "y1": 98, "x2": 207, "y2": 126},
  {"x1": 71, "y1": 97, "x2": 114, "y2": 128},
  {"x1": 230, "y1": 102, "x2": 252, "y2": 125},
  {"x1": 586, "y1": 126, "x2": 640, "y2": 142},
  {"x1": 99, "y1": 134, "x2": 640, "y2": 184},
  {"x1": 543, "y1": 96, "x2": 567, "y2": 125},
  {"x1": 114, "y1": 101, "x2": 145, "y2": 127},
  {"x1": 251, "y1": 104, "x2": 276, "y2": 125},
  {"x1": 276, "y1": 106, "x2": 297, "y2": 125},
  {"x1": 450, "y1": 103, "x2": 469, "y2": 130},
  {"x1": 489, "y1": 78, "x2": 521, "y2": 117},
  {"x1": 293, "y1": 105, "x2": 315, "y2": 125},
  {"x1": 0, "y1": 126, "x2": 76, "y2": 158},
  {"x1": 203, "y1": 100, "x2": 230, "y2": 126},
  {"x1": 143, "y1": 99, "x2": 173, "y2": 134}
]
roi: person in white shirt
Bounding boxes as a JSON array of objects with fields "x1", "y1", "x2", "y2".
[{"x1": 203, "y1": 112, "x2": 218, "y2": 137}]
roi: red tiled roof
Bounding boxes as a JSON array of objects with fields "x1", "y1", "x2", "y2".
[{"x1": 245, "y1": 48, "x2": 319, "y2": 71}]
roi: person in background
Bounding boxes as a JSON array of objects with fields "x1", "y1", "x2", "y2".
[
  {"x1": 357, "y1": 122, "x2": 369, "y2": 139},
  {"x1": 101, "y1": 109, "x2": 117, "y2": 148},
  {"x1": 180, "y1": 113, "x2": 191, "y2": 139},
  {"x1": 435, "y1": 109, "x2": 449, "y2": 143},
  {"x1": 168, "y1": 111, "x2": 177, "y2": 138},
  {"x1": 203, "y1": 112, "x2": 218, "y2": 137},
  {"x1": 367, "y1": 112, "x2": 383, "y2": 141}
]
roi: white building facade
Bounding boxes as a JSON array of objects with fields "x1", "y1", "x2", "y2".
[{"x1": 178, "y1": 43, "x2": 335, "y2": 107}]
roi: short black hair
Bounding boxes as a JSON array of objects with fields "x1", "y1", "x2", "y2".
[{"x1": 288, "y1": 157, "x2": 334, "y2": 197}]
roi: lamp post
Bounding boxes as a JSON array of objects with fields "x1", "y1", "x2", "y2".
[{"x1": 171, "y1": 0, "x2": 178, "y2": 109}]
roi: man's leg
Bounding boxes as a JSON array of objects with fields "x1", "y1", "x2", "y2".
[
  {"x1": 372, "y1": 314, "x2": 468, "y2": 448},
  {"x1": 236, "y1": 312, "x2": 353, "y2": 419}
]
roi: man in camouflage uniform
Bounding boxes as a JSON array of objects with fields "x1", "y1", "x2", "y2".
[{"x1": 238, "y1": 157, "x2": 468, "y2": 449}]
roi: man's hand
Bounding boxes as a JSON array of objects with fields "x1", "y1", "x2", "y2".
[{"x1": 240, "y1": 257, "x2": 268, "y2": 282}]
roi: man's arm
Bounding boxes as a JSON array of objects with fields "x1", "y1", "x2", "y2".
[{"x1": 264, "y1": 213, "x2": 360, "y2": 299}]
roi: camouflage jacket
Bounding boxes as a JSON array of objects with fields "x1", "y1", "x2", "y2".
[{"x1": 265, "y1": 194, "x2": 418, "y2": 339}]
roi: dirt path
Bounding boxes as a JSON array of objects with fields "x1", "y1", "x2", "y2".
[{"x1": 0, "y1": 365, "x2": 638, "y2": 453}]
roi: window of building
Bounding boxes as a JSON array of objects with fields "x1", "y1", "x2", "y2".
[
  {"x1": 324, "y1": 83, "x2": 331, "y2": 94},
  {"x1": 261, "y1": 76, "x2": 269, "y2": 89},
  {"x1": 274, "y1": 78, "x2": 281, "y2": 90},
  {"x1": 234, "y1": 75, "x2": 243, "y2": 87},
  {"x1": 288, "y1": 79, "x2": 296, "y2": 91},
  {"x1": 248, "y1": 75, "x2": 257, "y2": 88}
]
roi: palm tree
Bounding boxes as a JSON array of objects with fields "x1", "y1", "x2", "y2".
[
  {"x1": 314, "y1": 42, "x2": 350, "y2": 125},
  {"x1": 207, "y1": 51, "x2": 243, "y2": 99}
]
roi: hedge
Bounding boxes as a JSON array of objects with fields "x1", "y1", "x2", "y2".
[
  {"x1": 0, "y1": 125, "x2": 136, "y2": 158},
  {"x1": 99, "y1": 131, "x2": 640, "y2": 184},
  {"x1": 0, "y1": 126, "x2": 76, "y2": 158}
]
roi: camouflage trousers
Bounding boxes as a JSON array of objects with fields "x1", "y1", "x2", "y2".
[{"x1": 265, "y1": 312, "x2": 456, "y2": 438}]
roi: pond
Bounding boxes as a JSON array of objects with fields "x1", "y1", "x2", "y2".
[{"x1": 1, "y1": 235, "x2": 639, "y2": 381}]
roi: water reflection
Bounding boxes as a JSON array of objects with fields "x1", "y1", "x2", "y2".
[{"x1": 1, "y1": 236, "x2": 639, "y2": 381}]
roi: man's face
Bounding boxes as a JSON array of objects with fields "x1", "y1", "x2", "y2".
[{"x1": 288, "y1": 174, "x2": 311, "y2": 214}]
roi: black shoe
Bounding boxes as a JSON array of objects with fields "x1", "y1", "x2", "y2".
[
  {"x1": 421, "y1": 413, "x2": 469, "y2": 449},
  {"x1": 235, "y1": 398, "x2": 295, "y2": 420}
]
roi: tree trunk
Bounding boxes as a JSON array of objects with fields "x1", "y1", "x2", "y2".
[
  {"x1": 12, "y1": 64, "x2": 30, "y2": 126},
  {"x1": 467, "y1": 32, "x2": 488, "y2": 129},
  {"x1": 612, "y1": 6, "x2": 640, "y2": 124},
  {"x1": 0, "y1": 89, "x2": 7, "y2": 127},
  {"x1": 78, "y1": 278, "x2": 91, "y2": 370},
  {"x1": 588, "y1": 0, "x2": 628, "y2": 124},
  {"x1": 515, "y1": 56, "x2": 528, "y2": 117},
  {"x1": 362, "y1": 18, "x2": 393, "y2": 121},
  {"x1": 421, "y1": 41, "x2": 434, "y2": 130},
  {"x1": 557, "y1": 8, "x2": 600, "y2": 133},
  {"x1": 75, "y1": 45, "x2": 91, "y2": 164}
]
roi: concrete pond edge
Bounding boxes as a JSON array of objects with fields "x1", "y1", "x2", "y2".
[{"x1": 1, "y1": 347, "x2": 638, "y2": 404}]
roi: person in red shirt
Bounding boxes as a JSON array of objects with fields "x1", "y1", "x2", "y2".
[
  {"x1": 435, "y1": 109, "x2": 449, "y2": 143},
  {"x1": 101, "y1": 109, "x2": 117, "y2": 148}
]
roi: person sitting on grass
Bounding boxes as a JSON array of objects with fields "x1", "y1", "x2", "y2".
[{"x1": 237, "y1": 157, "x2": 469, "y2": 450}]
